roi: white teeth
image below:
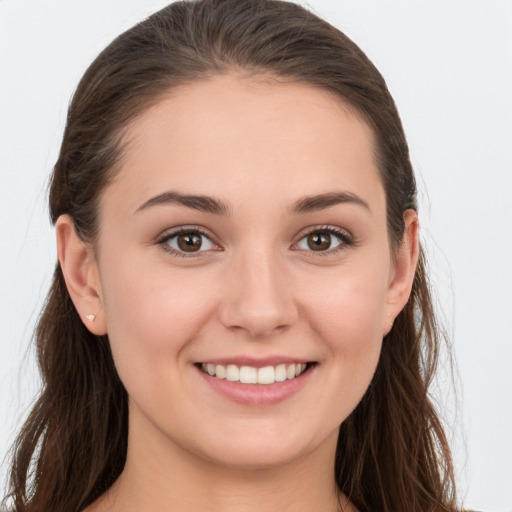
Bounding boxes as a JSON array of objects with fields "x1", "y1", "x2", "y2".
[
  {"x1": 239, "y1": 366, "x2": 257, "y2": 384},
  {"x1": 215, "y1": 365, "x2": 226, "y2": 379},
  {"x1": 274, "y1": 364, "x2": 287, "y2": 382},
  {"x1": 257, "y1": 366, "x2": 275, "y2": 384},
  {"x1": 201, "y1": 362, "x2": 309, "y2": 384},
  {"x1": 226, "y1": 364, "x2": 239, "y2": 382}
]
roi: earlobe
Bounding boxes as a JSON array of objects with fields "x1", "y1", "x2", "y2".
[
  {"x1": 383, "y1": 209, "x2": 420, "y2": 336},
  {"x1": 56, "y1": 215, "x2": 107, "y2": 336}
]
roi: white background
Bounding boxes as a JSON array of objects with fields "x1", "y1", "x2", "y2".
[{"x1": 0, "y1": 1, "x2": 511, "y2": 510}]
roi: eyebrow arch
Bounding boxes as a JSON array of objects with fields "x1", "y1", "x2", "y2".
[
  {"x1": 291, "y1": 191, "x2": 370, "y2": 214},
  {"x1": 135, "y1": 191, "x2": 232, "y2": 216},
  {"x1": 135, "y1": 190, "x2": 370, "y2": 216}
]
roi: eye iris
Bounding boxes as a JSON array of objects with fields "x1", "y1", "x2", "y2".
[
  {"x1": 177, "y1": 232, "x2": 202, "y2": 252},
  {"x1": 307, "y1": 232, "x2": 331, "y2": 251}
]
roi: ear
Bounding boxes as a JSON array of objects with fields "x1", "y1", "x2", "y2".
[
  {"x1": 383, "y1": 209, "x2": 420, "y2": 336},
  {"x1": 56, "y1": 214, "x2": 107, "y2": 335}
]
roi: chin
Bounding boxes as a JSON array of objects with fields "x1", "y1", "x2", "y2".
[
  {"x1": 202, "y1": 443, "x2": 307, "y2": 470},
  {"x1": 189, "y1": 421, "x2": 337, "y2": 471}
]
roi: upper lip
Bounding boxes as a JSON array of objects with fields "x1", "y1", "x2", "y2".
[{"x1": 196, "y1": 356, "x2": 314, "y2": 368}]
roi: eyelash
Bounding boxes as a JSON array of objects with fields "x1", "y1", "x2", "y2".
[
  {"x1": 156, "y1": 226, "x2": 217, "y2": 258},
  {"x1": 156, "y1": 225, "x2": 355, "y2": 258},
  {"x1": 295, "y1": 225, "x2": 355, "y2": 257}
]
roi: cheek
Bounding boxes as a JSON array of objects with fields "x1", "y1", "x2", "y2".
[
  {"x1": 297, "y1": 264, "x2": 389, "y2": 415},
  {"x1": 99, "y1": 259, "x2": 215, "y2": 381},
  {"x1": 301, "y1": 265, "x2": 389, "y2": 349}
]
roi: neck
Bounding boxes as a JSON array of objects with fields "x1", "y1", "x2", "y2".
[{"x1": 91, "y1": 414, "x2": 347, "y2": 512}]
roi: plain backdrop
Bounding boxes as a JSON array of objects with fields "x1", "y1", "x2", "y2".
[{"x1": 0, "y1": 1, "x2": 511, "y2": 510}]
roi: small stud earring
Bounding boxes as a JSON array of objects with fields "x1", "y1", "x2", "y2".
[{"x1": 85, "y1": 314, "x2": 96, "y2": 322}]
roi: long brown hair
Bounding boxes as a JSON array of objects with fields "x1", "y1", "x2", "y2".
[{"x1": 4, "y1": 1, "x2": 458, "y2": 511}]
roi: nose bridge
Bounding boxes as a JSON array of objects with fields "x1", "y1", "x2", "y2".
[{"x1": 218, "y1": 239, "x2": 298, "y2": 338}]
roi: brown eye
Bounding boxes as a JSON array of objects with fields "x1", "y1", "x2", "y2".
[
  {"x1": 162, "y1": 229, "x2": 216, "y2": 256},
  {"x1": 306, "y1": 232, "x2": 332, "y2": 251},
  {"x1": 295, "y1": 228, "x2": 349, "y2": 254},
  {"x1": 177, "y1": 232, "x2": 203, "y2": 252}
]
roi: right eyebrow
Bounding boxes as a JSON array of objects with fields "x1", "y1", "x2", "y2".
[
  {"x1": 290, "y1": 191, "x2": 371, "y2": 214},
  {"x1": 134, "y1": 191, "x2": 232, "y2": 216}
]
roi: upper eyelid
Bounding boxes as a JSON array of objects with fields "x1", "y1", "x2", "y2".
[
  {"x1": 293, "y1": 226, "x2": 353, "y2": 252},
  {"x1": 156, "y1": 224, "x2": 354, "y2": 253},
  {"x1": 157, "y1": 227, "x2": 220, "y2": 258},
  {"x1": 157, "y1": 225, "x2": 217, "y2": 243},
  {"x1": 294, "y1": 224, "x2": 352, "y2": 238}
]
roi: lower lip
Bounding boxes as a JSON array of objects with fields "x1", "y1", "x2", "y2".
[{"x1": 196, "y1": 365, "x2": 315, "y2": 406}]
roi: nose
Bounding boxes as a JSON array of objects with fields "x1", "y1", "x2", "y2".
[{"x1": 218, "y1": 246, "x2": 298, "y2": 339}]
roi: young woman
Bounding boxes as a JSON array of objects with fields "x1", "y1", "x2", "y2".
[{"x1": 4, "y1": 1, "x2": 465, "y2": 511}]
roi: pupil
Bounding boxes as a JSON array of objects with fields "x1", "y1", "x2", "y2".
[
  {"x1": 308, "y1": 233, "x2": 331, "y2": 251},
  {"x1": 178, "y1": 233, "x2": 202, "y2": 252}
]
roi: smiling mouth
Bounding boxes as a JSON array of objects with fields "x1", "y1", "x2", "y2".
[{"x1": 197, "y1": 362, "x2": 315, "y2": 385}]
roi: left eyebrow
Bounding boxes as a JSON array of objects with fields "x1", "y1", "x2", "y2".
[
  {"x1": 134, "y1": 191, "x2": 232, "y2": 216},
  {"x1": 290, "y1": 191, "x2": 371, "y2": 214}
]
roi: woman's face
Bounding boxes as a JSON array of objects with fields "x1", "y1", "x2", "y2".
[{"x1": 85, "y1": 74, "x2": 415, "y2": 469}]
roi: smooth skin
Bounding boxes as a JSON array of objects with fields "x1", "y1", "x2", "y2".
[{"x1": 57, "y1": 74, "x2": 419, "y2": 512}]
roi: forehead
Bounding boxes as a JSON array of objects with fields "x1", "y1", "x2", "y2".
[{"x1": 103, "y1": 74, "x2": 384, "y2": 216}]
